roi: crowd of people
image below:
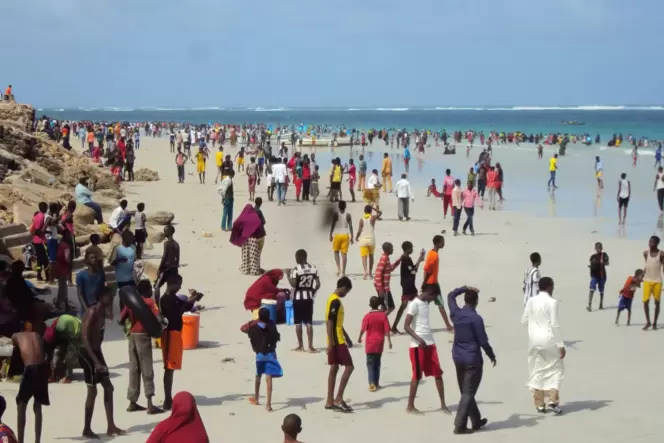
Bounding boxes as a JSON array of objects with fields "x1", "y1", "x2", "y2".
[{"x1": 2, "y1": 111, "x2": 664, "y2": 442}]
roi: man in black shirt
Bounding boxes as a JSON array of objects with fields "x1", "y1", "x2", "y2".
[
  {"x1": 588, "y1": 242, "x2": 609, "y2": 311},
  {"x1": 159, "y1": 273, "x2": 196, "y2": 410},
  {"x1": 221, "y1": 155, "x2": 234, "y2": 178},
  {"x1": 392, "y1": 242, "x2": 425, "y2": 334}
]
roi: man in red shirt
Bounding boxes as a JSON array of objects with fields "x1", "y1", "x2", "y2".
[
  {"x1": 357, "y1": 297, "x2": 392, "y2": 391},
  {"x1": 30, "y1": 202, "x2": 49, "y2": 281},
  {"x1": 374, "y1": 242, "x2": 403, "y2": 318},
  {"x1": 119, "y1": 281, "x2": 164, "y2": 415}
]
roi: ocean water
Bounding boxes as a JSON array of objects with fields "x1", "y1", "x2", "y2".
[
  {"x1": 37, "y1": 107, "x2": 664, "y2": 141},
  {"x1": 310, "y1": 143, "x2": 662, "y2": 241}
]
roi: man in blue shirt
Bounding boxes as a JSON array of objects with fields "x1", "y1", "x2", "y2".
[
  {"x1": 448, "y1": 286, "x2": 496, "y2": 435},
  {"x1": 76, "y1": 250, "x2": 106, "y2": 314},
  {"x1": 111, "y1": 231, "x2": 137, "y2": 313}
]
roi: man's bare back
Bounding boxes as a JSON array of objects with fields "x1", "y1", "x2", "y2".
[{"x1": 12, "y1": 332, "x2": 44, "y2": 366}]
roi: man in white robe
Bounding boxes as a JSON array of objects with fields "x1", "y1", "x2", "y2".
[{"x1": 521, "y1": 276, "x2": 566, "y2": 414}]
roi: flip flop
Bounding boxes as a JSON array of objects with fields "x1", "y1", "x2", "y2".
[
  {"x1": 325, "y1": 404, "x2": 344, "y2": 412},
  {"x1": 337, "y1": 402, "x2": 354, "y2": 413}
]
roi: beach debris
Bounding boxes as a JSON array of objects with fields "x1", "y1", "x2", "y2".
[{"x1": 221, "y1": 357, "x2": 235, "y2": 364}]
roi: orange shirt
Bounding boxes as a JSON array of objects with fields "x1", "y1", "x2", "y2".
[
  {"x1": 487, "y1": 170, "x2": 498, "y2": 188},
  {"x1": 620, "y1": 276, "x2": 636, "y2": 299},
  {"x1": 423, "y1": 249, "x2": 439, "y2": 284},
  {"x1": 4, "y1": 87, "x2": 11, "y2": 96},
  {"x1": 87, "y1": 132, "x2": 95, "y2": 143}
]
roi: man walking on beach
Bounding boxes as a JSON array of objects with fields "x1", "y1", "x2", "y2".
[
  {"x1": 395, "y1": 173, "x2": 413, "y2": 221},
  {"x1": 547, "y1": 154, "x2": 559, "y2": 190},
  {"x1": 330, "y1": 201, "x2": 353, "y2": 277},
  {"x1": 325, "y1": 277, "x2": 354, "y2": 413},
  {"x1": 617, "y1": 172, "x2": 630, "y2": 225},
  {"x1": 521, "y1": 277, "x2": 565, "y2": 414},
  {"x1": 642, "y1": 236, "x2": 664, "y2": 330},
  {"x1": 422, "y1": 235, "x2": 454, "y2": 331},
  {"x1": 448, "y1": 285, "x2": 495, "y2": 434},
  {"x1": 381, "y1": 153, "x2": 392, "y2": 193}
]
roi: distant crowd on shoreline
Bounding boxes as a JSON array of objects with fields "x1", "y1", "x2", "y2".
[{"x1": 31, "y1": 115, "x2": 663, "y2": 154}]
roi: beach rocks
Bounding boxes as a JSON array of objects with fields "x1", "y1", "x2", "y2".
[
  {"x1": 134, "y1": 168, "x2": 160, "y2": 182},
  {"x1": 74, "y1": 204, "x2": 97, "y2": 225},
  {"x1": 147, "y1": 227, "x2": 165, "y2": 244},
  {"x1": 147, "y1": 211, "x2": 174, "y2": 225},
  {"x1": 0, "y1": 102, "x2": 35, "y2": 132}
]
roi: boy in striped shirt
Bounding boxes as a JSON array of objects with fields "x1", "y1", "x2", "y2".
[
  {"x1": 374, "y1": 242, "x2": 403, "y2": 318},
  {"x1": 523, "y1": 252, "x2": 542, "y2": 305}
]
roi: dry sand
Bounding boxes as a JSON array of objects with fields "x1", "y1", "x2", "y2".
[{"x1": 1, "y1": 136, "x2": 660, "y2": 442}]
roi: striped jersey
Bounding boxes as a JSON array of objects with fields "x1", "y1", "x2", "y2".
[
  {"x1": 290, "y1": 263, "x2": 319, "y2": 301},
  {"x1": 523, "y1": 266, "x2": 541, "y2": 305}
]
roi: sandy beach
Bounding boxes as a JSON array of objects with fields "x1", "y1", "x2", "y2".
[{"x1": 1, "y1": 135, "x2": 661, "y2": 443}]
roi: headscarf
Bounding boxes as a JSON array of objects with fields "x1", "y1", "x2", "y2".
[
  {"x1": 230, "y1": 204, "x2": 262, "y2": 247},
  {"x1": 146, "y1": 392, "x2": 209, "y2": 443},
  {"x1": 243, "y1": 269, "x2": 284, "y2": 311}
]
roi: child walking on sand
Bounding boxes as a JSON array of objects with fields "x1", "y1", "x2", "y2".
[
  {"x1": 358, "y1": 296, "x2": 392, "y2": 391},
  {"x1": 243, "y1": 307, "x2": 282, "y2": 411},
  {"x1": 616, "y1": 269, "x2": 644, "y2": 326},
  {"x1": 134, "y1": 203, "x2": 147, "y2": 260},
  {"x1": 374, "y1": 242, "x2": 403, "y2": 317}
]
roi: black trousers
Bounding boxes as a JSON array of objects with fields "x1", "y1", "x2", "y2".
[
  {"x1": 302, "y1": 179, "x2": 311, "y2": 200},
  {"x1": 454, "y1": 363, "x2": 483, "y2": 430}
]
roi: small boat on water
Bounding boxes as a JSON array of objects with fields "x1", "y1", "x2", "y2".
[{"x1": 561, "y1": 120, "x2": 586, "y2": 126}]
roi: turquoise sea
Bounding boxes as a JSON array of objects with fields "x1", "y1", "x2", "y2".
[{"x1": 37, "y1": 106, "x2": 664, "y2": 142}]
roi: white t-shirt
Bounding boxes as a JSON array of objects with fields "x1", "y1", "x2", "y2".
[
  {"x1": 406, "y1": 298, "x2": 434, "y2": 348},
  {"x1": 109, "y1": 207, "x2": 127, "y2": 229},
  {"x1": 272, "y1": 164, "x2": 288, "y2": 184},
  {"x1": 367, "y1": 174, "x2": 379, "y2": 190},
  {"x1": 656, "y1": 173, "x2": 664, "y2": 190}
]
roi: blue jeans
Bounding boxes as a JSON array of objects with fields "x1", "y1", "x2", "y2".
[
  {"x1": 276, "y1": 183, "x2": 286, "y2": 203},
  {"x1": 463, "y1": 207, "x2": 475, "y2": 234},
  {"x1": 84, "y1": 202, "x2": 103, "y2": 223},
  {"x1": 221, "y1": 199, "x2": 234, "y2": 230},
  {"x1": 547, "y1": 171, "x2": 556, "y2": 188},
  {"x1": 452, "y1": 207, "x2": 462, "y2": 232},
  {"x1": 366, "y1": 353, "x2": 382, "y2": 386}
]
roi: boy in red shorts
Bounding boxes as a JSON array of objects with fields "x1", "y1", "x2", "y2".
[
  {"x1": 324, "y1": 277, "x2": 354, "y2": 413},
  {"x1": 404, "y1": 288, "x2": 451, "y2": 414},
  {"x1": 616, "y1": 269, "x2": 644, "y2": 326}
]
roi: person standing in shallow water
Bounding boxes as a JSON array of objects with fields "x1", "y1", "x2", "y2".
[
  {"x1": 642, "y1": 235, "x2": 664, "y2": 330},
  {"x1": 617, "y1": 172, "x2": 630, "y2": 225}
]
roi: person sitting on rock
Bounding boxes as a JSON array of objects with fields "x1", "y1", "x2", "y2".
[
  {"x1": 74, "y1": 177, "x2": 103, "y2": 224},
  {"x1": 108, "y1": 200, "x2": 135, "y2": 234}
]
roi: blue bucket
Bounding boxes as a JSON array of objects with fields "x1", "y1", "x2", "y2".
[{"x1": 261, "y1": 299, "x2": 278, "y2": 322}]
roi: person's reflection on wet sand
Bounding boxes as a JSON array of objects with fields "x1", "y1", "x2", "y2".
[
  {"x1": 593, "y1": 191, "x2": 602, "y2": 217},
  {"x1": 548, "y1": 189, "x2": 557, "y2": 217}
]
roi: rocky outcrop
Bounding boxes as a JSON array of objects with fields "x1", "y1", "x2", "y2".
[
  {"x1": 0, "y1": 102, "x2": 35, "y2": 132},
  {"x1": 147, "y1": 211, "x2": 174, "y2": 225}
]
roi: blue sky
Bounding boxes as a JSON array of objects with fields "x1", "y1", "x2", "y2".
[{"x1": 3, "y1": 0, "x2": 662, "y2": 108}]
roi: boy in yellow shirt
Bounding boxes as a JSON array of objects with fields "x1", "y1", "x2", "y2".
[{"x1": 214, "y1": 146, "x2": 224, "y2": 184}]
